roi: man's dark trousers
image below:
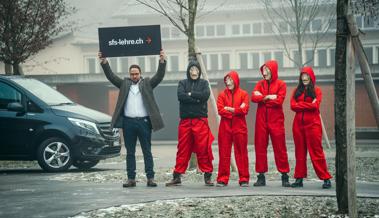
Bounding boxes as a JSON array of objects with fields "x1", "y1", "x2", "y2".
[{"x1": 123, "y1": 116, "x2": 155, "y2": 180}]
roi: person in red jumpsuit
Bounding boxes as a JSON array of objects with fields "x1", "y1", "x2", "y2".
[
  {"x1": 166, "y1": 60, "x2": 214, "y2": 187},
  {"x1": 290, "y1": 66, "x2": 332, "y2": 189},
  {"x1": 216, "y1": 71, "x2": 250, "y2": 187},
  {"x1": 251, "y1": 60, "x2": 290, "y2": 187}
]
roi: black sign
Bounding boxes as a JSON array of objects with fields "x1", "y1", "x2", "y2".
[{"x1": 98, "y1": 25, "x2": 161, "y2": 57}]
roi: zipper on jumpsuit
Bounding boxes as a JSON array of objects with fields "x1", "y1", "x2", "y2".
[
  {"x1": 301, "y1": 93, "x2": 306, "y2": 125},
  {"x1": 266, "y1": 81, "x2": 270, "y2": 125}
]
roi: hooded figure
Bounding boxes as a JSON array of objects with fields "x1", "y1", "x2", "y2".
[
  {"x1": 216, "y1": 71, "x2": 250, "y2": 187},
  {"x1": 166, "y1": 60, "x2": 215, "y2": 187},
  {"x1": 290, "y1": 66, "x2": 332, "y2": 189},
  {"x1": 251, "y1": 60, "x2": 290, "y2": 187}
]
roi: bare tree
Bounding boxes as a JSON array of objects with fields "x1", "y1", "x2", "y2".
[
  {"x1": 0, "y1": 0, "x2": 74, "y2": 75},
  {"x1": 259, "y1": 0, "x2": 335, "y2": 68}
]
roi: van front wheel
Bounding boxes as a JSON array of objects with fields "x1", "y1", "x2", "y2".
[{"x1": 37, "y1": 137, "x2": 72, "y2": 172}]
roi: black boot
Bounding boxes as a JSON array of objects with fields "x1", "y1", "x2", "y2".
[
  {"x1": 281, "y1": 173, "x2": 291, "y2": 187},
  {"x1": 322, "y1": 179, "x2": 332, "y2": 189},
  {"x1": 165, "y1": 172, "x2": 181, "y2": 186},
  {"x1": 204, "y1": 172, "x2": 214, "y2": 186},
  {"x1": 291, "y1": 178, "x2": 303, "y2": 188},
  {"x1": 253, "y1": 173, "x2": 266, "y2": 186}
]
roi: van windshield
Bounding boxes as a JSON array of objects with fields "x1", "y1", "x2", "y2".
[{"x1": 12, "y1": 78, "x2": 74, "y2": 106}]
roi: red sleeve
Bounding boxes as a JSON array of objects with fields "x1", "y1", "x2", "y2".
[
  {"x1": 217, "y1": 92, "x2": 232, "y2": 119},
  {"x1": 251, "y1": 81, "x2": 266, "y2": 103},
  {"x1": 265, "y1": 82, "x2": 286, "y2": 107},
  {"x1": 234, "y1": 91, "x2": 250, "y2": 115},
  {"x1": 290, "y1": 87, "x2": 322, "y2": 112}
]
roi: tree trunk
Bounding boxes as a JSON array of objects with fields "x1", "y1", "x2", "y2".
[
  {"x1": 5, "y1": 63, "x2": 12, "y2": 75},
  {"x1": 12, "y1": 62, "x2": 24, "y2": 75},
  {"x1": 187, "y1": 0, "x2": 197, "y2": 60},
  {"x1": 335, "y1": 0, "x2": 349, "y2": 214}
]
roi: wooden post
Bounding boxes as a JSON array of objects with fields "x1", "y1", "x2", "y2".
[
  {"x1": 195, "y1": 47, "x2": 237, "y2": 172},
  {"x1": 347, "y1": 14, "x2": 379, "y2": 129},
  {"x1": 346, "y1": 25, "x2": 358, "y2": 218},
  {"x1": 320, "y1": 114, "x2": 331, "y2": 148}
]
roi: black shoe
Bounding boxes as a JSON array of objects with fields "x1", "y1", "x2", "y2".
[
  {"x1": 216, "y1": 182, "x2": 227, "y2": 187},
  {"x1": 122, "y1": 179, "x2": 136, "y2": 188},
  {"x1": 239, "y1": 182, "x2": 249, "y2": 187},
  {"x1": 291, "y1": 178, "x2": 303, "y2": 188},
  {"x1": 165, "y1": 172, "x2": 181, "y2": 186},
  {"x1": 281, "y1": 173, "x2": 291, "y2": 187},
  {"x1": 147, "y1": 178, "x2": 157, "y2": 187},
  {"x1": 322, "y1": 179, "x2": 332, "y2": 189},
  {"x1": 253, "y1": 173, "x2": 266, "y2": 186},
  {"x1": 204, "y1": 172, "x2": 214, "y2": 186}
]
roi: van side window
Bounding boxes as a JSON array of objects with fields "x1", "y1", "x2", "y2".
[
  {"x1": 27, "y1": 100, "x2": 43, "y2": 113},
  {"x1": 0, "y1": 82, "x2": 22, "y2": 110}
]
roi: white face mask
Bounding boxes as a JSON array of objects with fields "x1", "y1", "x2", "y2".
[
  {"x1": 189, "y1": 66, "x2": 200, "y2": 80},
  {"x1": 301, "y1": 74, "x2": 311, "y2": 86},
  {"x1": 225, "y1": 76, "x2": 235, "y2": 90},
  {"x1": 263, "y1": 66, "x2": 272, "y2": 81}
]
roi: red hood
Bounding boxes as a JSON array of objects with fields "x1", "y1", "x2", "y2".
[
  {"x1": 260, "y1": 60, "x2": 278, "y2": 82},
  {"x1": 224, "y1": 70, "x2": 240, "y2": 90},
  {"x1": 300, "y1": 66, "x2": 316, "y2": 84}
]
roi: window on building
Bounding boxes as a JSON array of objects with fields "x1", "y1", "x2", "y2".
[
  {"x1": 221, "y1": 54, "x2": 230, "y2": 70},
  {"x1": 120, "y1": 57, "x2": 129, "y2": 73},
  {"x1": 109, "y1": 58, "x2": 118, "y2": 73},
  {"x1": 206, "y1": 25, "x2": 215, "y2": 37},
  {"x1": 274, "y1": 51, "x2": 284, "y2": 68},
  {"x1": 318, "y1": 49, "x2": 327, "y2": 67},
  {"x1": 196, "y1": 25, "x2": 205, "y2": 37},
  {"x1": 263, "y1": 23, "x2": 272, "y2": 34},
  {"x1": 0, "y1": 82, "x2": 22, "y2": 110},
  {"x1": 232, "y1": 24, "x2": 240, "y2": 35},
  {"x1": 363, "y1": 16, "x2": 375, "y2": 28},
  {"x1": 279, "y1": 21, "x2": 288, "y2": 33},
  {"x1": 305, "y1": 50, "x2": 314, "y2": 66},
  {"x1": 312, "y1": 19, "x2": 322, "y2": 32},
  {"x1": 171, "y1": 27, "x2": 181, "y2": 38},
  {"x1": 364, "y1": 47, "x2": 373, "y2": 64},
  {"x1": 293, "y1": 50, "x2": 300, "y2": 67},
  {"x1": 251, "y1": 52, "x2": 260, "y2": 69},
  {"x1": 356, "y1": 16, "x2": 363, "y2": 28},
  {"x1": 243, "y1": 24, "x2": 251, "y2": 35},
  {"x1": 170, "y1": 56, "x2": 179, "y2": 72},
  {"x1": 330, "y1": 49, "x2": 335, "y2": 66},
  {"x1": 329, "y1": 19, "x2": 337, "y2": 30},
  {"x1": 252, "y1": 23, "x2": 262, "y2": 34},
  {"x1": 202, "y1": 55, "x2": 208, "y2": 70},
  {"x1": 162, "y1": 27, "x2": 170, "y2": 39},
  {"x1": 239, "y1": 53, "x2": 248, "y2": 70},
  {"x1": 263, "y1": 52, "x2": 271, "y2": 62},
  {"x1": 137, "y1": 57, "x2": 145, "y2": 72},
  {"x1": 149, "y1": 57, "x2": 157, "y2": 73},
  {"x1": 210, "y1": 54, "x2": 219, "y2": 70},
  {"x1": 86, "y1": 58, "x2": 96, "y2": 74},
  {"x1": 216, "y1": 25, "x2": 226, "y2": 36}
]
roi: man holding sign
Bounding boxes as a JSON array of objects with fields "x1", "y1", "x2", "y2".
[{"x1": 98, "y1": 49, "x2": 166, "y2": 188}]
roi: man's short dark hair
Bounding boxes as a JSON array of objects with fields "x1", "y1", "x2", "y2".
[{"x1": 129, "y1": 64, "x2": 141, "y2": 73}]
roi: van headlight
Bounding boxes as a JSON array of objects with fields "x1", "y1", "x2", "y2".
[{"x1": 68, "y1": 117, "x2": 100, "y2": 134}]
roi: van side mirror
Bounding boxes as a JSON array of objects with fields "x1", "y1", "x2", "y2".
[{"x1": 7, "y1": 102, "x2": 24, "y2": 112}]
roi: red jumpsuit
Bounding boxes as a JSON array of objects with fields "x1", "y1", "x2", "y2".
[
  {"x1": 217, "y1": 71, "x2": 250, "y2": 184},
  {"x1": 291, "y1": 67, "x2": 332, "y2": 180},
  {"x1": 251, "y1": 60, "x2": 290, "y2": 174}
]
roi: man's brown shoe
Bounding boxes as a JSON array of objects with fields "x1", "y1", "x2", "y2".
[
  {"x1": 122, "y1": 179, "x2": 136, "y2": 188},
  {"x1": 147, "y1": 179, "x2": 158, "y2": 187}
]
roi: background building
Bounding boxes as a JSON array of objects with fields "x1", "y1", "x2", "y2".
[{"x1": 1, "y1": 0, "x2": 378, "y2": 142}]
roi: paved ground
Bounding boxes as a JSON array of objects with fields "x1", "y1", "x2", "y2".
[{"x1": 0, "y1": 144, "x2": 378, "y2": 218}]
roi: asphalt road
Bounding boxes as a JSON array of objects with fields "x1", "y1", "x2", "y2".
[{"x1": 0, "y1": 168, "x2": 378, "y2": 218}]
